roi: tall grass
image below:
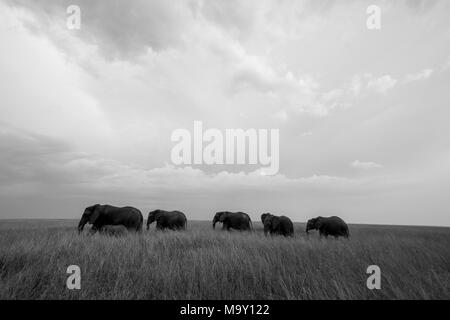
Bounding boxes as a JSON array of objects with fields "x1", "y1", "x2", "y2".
[{"x1": 0, "y1": 221, "x2": 449, "y2": 299}]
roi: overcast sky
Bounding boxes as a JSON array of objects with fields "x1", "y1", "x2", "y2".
[{"x1": 0, "y1": 0, "x2": 449, "y2": 226}]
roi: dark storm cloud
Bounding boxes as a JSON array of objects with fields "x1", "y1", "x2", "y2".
[
  {"x1": 0, "y1": 126, "x2": 69, "y2": 184},
  {"x1": 404, "y1": 0, "x2": 438, "y2": 12},
  {"x1": 2, "y1": 0, "x2": 196, "y2": 60},
  {"x1": 0, "y1": 126, "x2": 118, "y2": 187}
]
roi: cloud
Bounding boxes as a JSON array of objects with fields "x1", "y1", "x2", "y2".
[
  {"x1": 351, "y1": 160, "x2": 383, "y2": 170},
  {"x1": 404, "y1": 0, "x2": 439, "y2": 12},
  {"x1": 2, "y1": 0, "x2": 195, "y2": 60},
  {"x1": 273, "y1": 109, "x2": 289, "y2": 122},
  {"x1": 0, "y1": 126, "x2": 117, "y2": 193},
  {"x1": 403, "y1": 69, "x2": 433, "y2": 83},
  {"x1": 0, "y1": 125, "x2": 394, "y2": 201},
  {"x1": 442, "y1": 56, "x2": 450, "y2": 71},
  {"x1": 0, "y1": 0, "x2": 373, "y2": 118},
  {"x1": 1, "y1": 0, "x2": 438, "y2": 121},
  {"x1": 366, "y1": 75, "x2": 398, "y2": 94}
]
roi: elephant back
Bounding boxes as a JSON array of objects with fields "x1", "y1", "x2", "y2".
[{"x1": 320, "y1": 216, "x2": 349, "y2": 236}]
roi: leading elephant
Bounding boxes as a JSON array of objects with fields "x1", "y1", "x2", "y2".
[
  {"x1": 147, "y1": 210, "x2": 187, "y2": 231},
  {"x1": 306, "y1": 216, "x2": 349, "y2": 238},
  {"x1": 261, "y1": 213, "x2": 294, "y2": 237},
  {"x1": 212, "y1": 211, "x2": 252, "y2": 231},
  {"x1": 78, "y1": 204, "x2": 143, "y2": 234}
]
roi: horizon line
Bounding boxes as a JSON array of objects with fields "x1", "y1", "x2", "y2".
[{"x1": 0, "y1": 218, "x2": 448, "y2": 229}]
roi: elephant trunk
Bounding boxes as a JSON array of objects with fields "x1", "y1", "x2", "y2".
[
  {"x1": 146, "y1": 215, "x2": 155, "y2": 230},
  {"x1": 212, "y1": 219, "x2": 217, "y2": 229},
  {"x1": 78, "y1": 219, "x2": 87, "y2": 234}
]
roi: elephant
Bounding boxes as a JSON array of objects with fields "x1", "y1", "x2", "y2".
[
  {"x1": 99, "y1": 225, "x2": 128, "y2": 236},
  {"x1": 306, "y1": 216, "x2": 349, "y2": 238},
  {"x1": 78, "y1": 204, "x2": 143, "y2": 234},
  {"x1": 147, "y1": 210, "x2": 187, "y2": 231},
  {"x1": 212, "y1": 211, "x2": 252, "y2": 231},
  {"x1": 261, "y1": 213, "x2": 294, "y2": 237}
]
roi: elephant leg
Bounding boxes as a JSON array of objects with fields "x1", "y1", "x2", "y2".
[{"x1": 343, "y1": 228, "x2": 350, "y2": 239}]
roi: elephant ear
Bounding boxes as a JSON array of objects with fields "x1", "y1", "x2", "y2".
[
  {"x1": 219, "y1": 213, "x2": 227, "y2": 222},
  {"x1": 272, "y1": 217, "x2": 280, "y2": 230},
  {"x1": 89, "y1": 204, "x2": 102, "y2": 224},
  {"x1": 262, "y1": 215, "x2": 272, "y2": 230},
  {"x1": 261, "y1": 214, "x2": 267, "y2": 224},
  {"x1": 315, "y1": 218, "x2": 323, "y2": 229},
  {"x1": 155, "y1": 210, "x2": 164, "y2": 223}
]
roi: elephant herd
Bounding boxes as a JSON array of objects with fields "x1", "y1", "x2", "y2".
[{"x1": 78, "y1": 204, "x2": 350, "y2": 239}]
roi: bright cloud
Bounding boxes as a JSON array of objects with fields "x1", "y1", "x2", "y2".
[
  {"x1": 403, "y1": 69, "x2": 433, "y2": 83},
  {"x1": 351, "y1": 160, "x2": 383, "y2": 170},
  {"x1": 366, "y1": 75, "x2": 398, "y2": 94}
]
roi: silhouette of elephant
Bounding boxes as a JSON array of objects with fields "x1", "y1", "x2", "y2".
[
  {"x1": 261, "y1": 213, "x2": 294, "y2": 237},
  {"x1": 212, "y1": 211, "x2": 252, "y2": 231},
  {"x1": 306, "y1": 216, "x2": 349, "y2": 238},
  {"x1": 147, "y1": 210, "x2": 187, "y2": 231},
  {"x1": 78, "y1": 204, "x2": 143, "y2": 234}
]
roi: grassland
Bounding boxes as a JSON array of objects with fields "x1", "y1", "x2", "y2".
[{"x1": 0, "y1": 220, "x2": 449, "y2": 299}]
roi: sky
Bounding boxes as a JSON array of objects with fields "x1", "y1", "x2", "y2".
[{"x1": 0, "y1": 0, "x2": 449, "y2": 226}]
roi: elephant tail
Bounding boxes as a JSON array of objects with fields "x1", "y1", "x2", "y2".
[{"x1": 249, "y1": 218, "x2": 253, "y2": 231}]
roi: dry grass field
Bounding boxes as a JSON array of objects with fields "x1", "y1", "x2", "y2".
[{"x1": 0, "y1": 220, "x2": 449, "y2": 300}]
